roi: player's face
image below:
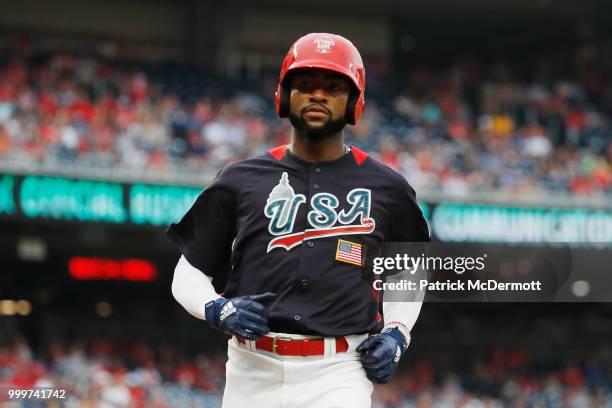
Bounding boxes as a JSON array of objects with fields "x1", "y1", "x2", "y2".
[{"x1": 288, "y1": 68, "x2": 351, "y2": 141}]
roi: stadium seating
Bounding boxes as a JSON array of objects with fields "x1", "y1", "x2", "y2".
[{"x1": 0, "y1": 51, "x2": 609, "y2": 197}]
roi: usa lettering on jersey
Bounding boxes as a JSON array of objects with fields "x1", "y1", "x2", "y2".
[{"x1": 264, "y1": 172, "x2": 375, "y2": 252}]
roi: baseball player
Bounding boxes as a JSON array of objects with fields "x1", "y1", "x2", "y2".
[{"x1": 167, "y1": 33, "x2": 429, "y2": 407}]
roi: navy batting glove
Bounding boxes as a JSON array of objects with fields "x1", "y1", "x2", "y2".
[
  {"x1": 204, "y1": 292, "x2": 276, "y2": 341},
  {"x1": 356, "y1": 328, "x2": 406, "y2": 384}
]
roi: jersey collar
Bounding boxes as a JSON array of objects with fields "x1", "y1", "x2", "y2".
[{"x1": 267, "y1": 144, "x2": 368, "y2": 166}]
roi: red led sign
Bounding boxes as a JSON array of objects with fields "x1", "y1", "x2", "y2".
[{"x1": 69, "y1": 257, "x2": 157, "y2": 282}]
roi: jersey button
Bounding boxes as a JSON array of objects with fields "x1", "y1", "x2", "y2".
[
  {"x1": 294, "y1": 314, "x2": 301, "y2": 321},
  {"x1": 313, "y1": 184, "x2": 320, "y2": 190},
  {"x1": 299, "y1": 278, "x2": 310, "y2": 288},
  {"x1": 314, "y1": 167, "x2": 322, "y2": 173},
  {"x1": 306, "y1": 241, "x2": 315, "y2": 248}
]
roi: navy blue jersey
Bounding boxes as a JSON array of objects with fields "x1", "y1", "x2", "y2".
[{"x1": 167, "y1": 145, "x2": 429, "y2": 336}]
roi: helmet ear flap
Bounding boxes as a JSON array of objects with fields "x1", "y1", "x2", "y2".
[
  {"x1": 278, "y1": 83, "x2": 292, "y2": 118},
  {"x1": 277, "y1": 73, "x2": 294, "y2": 118},
  {"x1": 344, "y1": 84, "x2": 360, "y2": 125}
]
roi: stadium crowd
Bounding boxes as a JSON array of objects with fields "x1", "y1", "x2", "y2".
[
  {"x1": 0, "y1": 44, "x2": 610, "y2": 197},
  {"x1": 1, "y1": 334, "x2": 611, "y2": 407}
]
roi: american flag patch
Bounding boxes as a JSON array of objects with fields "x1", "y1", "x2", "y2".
[{"x1": 335, "y1": 239, "x2": 363, "y2": 266}]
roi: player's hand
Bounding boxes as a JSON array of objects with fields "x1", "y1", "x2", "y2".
[
  {"x1": 204, "y1": 292, "x2": 276, "y2": 340},
  {"x1": 356, "y1": 328, "x2": 406, "y2": 384}
]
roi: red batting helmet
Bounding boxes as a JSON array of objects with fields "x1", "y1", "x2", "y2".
[{"x1": 275, "y1": 33, "x2": 366, "y2": 125}]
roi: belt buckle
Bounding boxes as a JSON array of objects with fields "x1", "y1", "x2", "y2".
[{"x1": 271, "y1": 337, "x2": 292, "y2": 355}]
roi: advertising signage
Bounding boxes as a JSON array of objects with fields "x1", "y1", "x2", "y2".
[
  {"x1": 1, "y1": 173, "x2": 610, "y2": 245},
  {"x1": 0, "y1": 173, "x2": 201, "y2": 226}
]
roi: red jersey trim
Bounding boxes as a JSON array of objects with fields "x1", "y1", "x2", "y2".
[
  {"x1": 268, "y1": 145, "x2": 288, "y2": 161},
  {"x1": 350, "y1": 146, "x2": 368, "y2": 165}
]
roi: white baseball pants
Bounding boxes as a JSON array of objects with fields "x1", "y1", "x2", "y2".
[{"x1": 222, "y1": 332, "x2": 373, "y2": 408}]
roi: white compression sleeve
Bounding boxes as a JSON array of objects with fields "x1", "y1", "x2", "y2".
[
  {"x1": 171, "y1": 255, "x2": 222, "y2": 320},
  {"x1": 382, "y1": 268, "x2": 426, "y2": 345},
  {"x1": 382, "y1": 299, "x2": 423, "y2": 332}
]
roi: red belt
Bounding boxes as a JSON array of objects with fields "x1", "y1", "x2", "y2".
[{"x1": 237, "y1": 335, "x2": 349, "y2": 356}]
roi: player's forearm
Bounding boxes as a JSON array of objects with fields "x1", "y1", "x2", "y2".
[
  {"x1": 171, "y1": 255, "x2": 221, "y2": 320},
  {"x1": 382, "y1": 299, "x2": 423, "y2": 333},
  {"x1": 381, "y1": 265, "x2": 426, "y2": 342},
  {"x1": 382, "y1": 287, "x2": 424, "y2": 347}
]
